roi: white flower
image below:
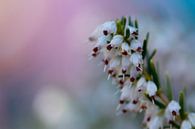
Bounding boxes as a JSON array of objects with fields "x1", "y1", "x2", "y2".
[
  {"x1": 120, "y1": 85, "x2": 132, "y2": 103},
  {"x1": 129, "y1": 66, "x2": 139, "y2": 82},
  {"x1": 165, "y1": 100, "x2": 181, "y2": 121},
  {"x1": 89, "y1": 21, "x2": 116, "y2": 41},
  {"x1": 124, "y1": 102, "x2": 139, "y2": 112},
  {"x1": 136, "y1": 77, "x2": 147, "y2": 93},
  {"x1": 143, "y1": 104, "x2": 159, "y2": 124},
  {"x1": 130, "y1": 40, "x2": 142, "y2": 52},
  {"x1": 147, "y1": 116, "x2": 164, "y2": 129},
  {"x1": 122, "y1": 42, "x2": 130, "y2": 51},
  {"x1": 102, "y1": 21, "x2": 117, "y2": 35},
  {"x1": 109, "y1": 57, "x2": 121, "y2": 69},
  {"x1": 125, "y1": 25, "x2": 137, "y2": 35},
  {"x1": 130, "y1": 53, "x2": 142, "y2": 66},
  {"x1": 181, "y1": 120, "x2": 192, "y2": 129},
  {"x1": 146, "y1": 81, "x2": 157, "y2": 97},
  {"x1": 188, "y1": 113, "x2": 195, "y2": 127},
  {"x1": 110, "y1": 35, "x2": 123, "y2": 47},
  {"x1": 121, "y1": 56, "x2": 130, "y2": 73}
]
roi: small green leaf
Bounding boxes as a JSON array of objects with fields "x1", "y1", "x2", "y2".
[
  {"x1": 128, "y1": 16, "x2": 133, "y2": 26},
  {"x1": 134, "y1": 19, "x2": 138, "y2": 29},
  {"x1": 125, "y1": 28, "x2": 130, "y2": 39},
  {"x1": 154, "y1": 99, "x2": 166, "y2": 109},
  {"x1": 179, "y1": 91, "x2": 186, "y2": 120},
  {"x1": 148, "y1": 60, "x2": 160, "y2": 89},
  {"x1": 142, "y1": 33, "x2": 149, "y2": 59},
  {"x1": 149, "y1": 49, "x2": 157, "y2": 60},
  {"x1": 166, "y1": 75, "x2": 173, "y2": 100}
]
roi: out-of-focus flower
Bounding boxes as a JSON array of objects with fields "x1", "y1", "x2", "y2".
[
  {"x1": 181, "y1": 120, "x2": 192, "y2": 129},
  {"x1": 146, "y1": 81, "x2": 157, "y2": 97}
]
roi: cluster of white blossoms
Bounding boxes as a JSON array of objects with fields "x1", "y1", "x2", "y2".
[{"x1": 89, "y1": 17, "x2": 195, "y2": 129}]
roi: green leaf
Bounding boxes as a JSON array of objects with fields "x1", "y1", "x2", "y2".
[
  {"x1": 134, "y1": 19, "x2": 138, "y2": 29},
  {"x1": 148, "y1": 49, "x2": 157, "y2": 60},
  {"x1": 179, "y1": 91, "x2": 186, "y2": 120},
  {"x1": 154, "y1": 99, "x2": 166, "y2": 109},
  {"x1": 142, "y1": 33, "x2": 149, "y2": 59},
  {"x1": 148, "y1": 60, "x2": 160, "y2": 89},
  {"x1": 128, "y1": 16, "x2": 133, "y2": 26},
  {"x1": 125, "y1": 28, "x2": 130, "y2": 39},
  {"x1": 166, "y1": 75, "x2": 173, "y2": 100}
]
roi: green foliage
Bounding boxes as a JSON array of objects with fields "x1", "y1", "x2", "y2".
[
  {"x1": 142, "y1": 33, "x2": 149, "y2": 59},
  {"x1": 148, "y1": 60, "x2": 160, "y2": 89},
  {"x1": 179, "y1": 91, "x2": 186, "y2": 120},
  {"x1": 166, "y1": 75, "x2": 173, "y2": 100}
]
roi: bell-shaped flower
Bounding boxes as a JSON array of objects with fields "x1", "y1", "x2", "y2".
[
  {"x1": 130, "y1": 39, "x2": 142, "y2": 52},
  {"x1": 136, "y1": 77, "x2": 147, "y2": 93},
  {"x1": 146, "y1": 81, "x2": 157, "y2": 97},
  {"x1": 121, "y1": 42, "x2": 130, "y2": 55},
  {"x1": 181, "y1": 120, "x2": 192, "y2": 129},
  {"x1": 188, "y1": 113, "x2": 195, "y2": 127},
  {"x1": 165, "y1": 100, "x2": 181, "y2": 122},
  {"x1": 110, "y1": 35, "x2": 123, "y2": 47},
  {"x1": 130, "y1": 53, "x2": 143, "y2": 66},
  {"x1": 147, "y1": 116, "x2": 164, "y2": 129}
]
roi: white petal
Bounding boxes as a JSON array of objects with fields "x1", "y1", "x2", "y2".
[
  {"x1": 165, "y1": 100, "x2": 181, "y2": 121},
  {"x1": 110, "y1": 35, "x2": 123, "y2": 47},
  {"x1": 126, "y1": 25, "x2": 137, "y2": 34},
  {"x1": 130, "y1": 40, "x2": 142, "y2": 51},
  {"x1": 136, "y1": 77, "x2": 146, "y2": 92},
  {"x1": 148, "y1": 116, "x2": 163, "y2": 129},
  {"x1": 130, "y1": 53, "x2": 142, "y2": 66},
  {"x1": 124, "y1": 102, "x2": 139, "y2": 112},
  {"x1": 181, "y1": 120, "x2": 192, "y2": 129},
  {"x1": 102, "y1": 21, "x2": 117, "y2": 34},
  {"x1": 109, "y1": 57, "x2": 121, "y2": 68},
  {"x1": 188, "y1": 113, "x2": 195, "y2": 127},
  {"x1": 146, "y1": 81, "x2": 157, "y2": 97},
  {"x1": 122, "y1": 56, "x2": 130, "y2": 69},
  {"x1": 121, "y1": 42, "x2": 130, "y2": 52},
  {"x1": 120, "y1": 85, "x2": 131, "y2": 101},
  {"x1": 89, "y1": 24, "x2": 103, "y2": 41},
  {"x1": 96, "y1": 36, "x2": 108, "y2": 47}
]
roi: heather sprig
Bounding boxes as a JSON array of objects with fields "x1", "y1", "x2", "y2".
[{"x1": 89, "y1": 16, "x2": 195, "y2": 129}]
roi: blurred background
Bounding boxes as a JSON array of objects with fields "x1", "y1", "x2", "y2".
[{"x1": 0, "y1": 0, "x2": 195, "y2": 129}]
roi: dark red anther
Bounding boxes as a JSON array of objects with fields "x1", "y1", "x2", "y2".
[
  {"x1": 147, "y1": 116, "x2": 151, "y2": 122},
  {"x1": 103, "y1": 59, "x2": 109, "y2": 65},
  {"x1": 132, "y1": 100, "x2": 138, "y2": 104},
  {"x1": 132, "y1": 31, "x2": 138, "y2": 36},
  {"x1": 106, "y1": 44, "x2": 113, "y2": 50},
  {"x1": 138, "y1": 89, "x2": 142, "y2": 92},
  {"x1": 119, "y1": 100, "x2": 124, "y2": 104},
  {"x1": 108, "y1": 69, "x2": 113, "y2": 74},
  {"x1": 122, "y1": 109, "x2": 127, "y2": 113},
  {"x1": 103, "y1": 30, "x2": 108, "y2": 35},
  {"x1": 130, "y1": 77, "x2": 135, "y2": 82},
  {"x1": 93, "y1": 47, "x2": 98, "y2": 53},
  {"x1": 137, "y1": 47, "x2": 142, "y2": 52},
  {"x1": 141, "y1": 105, "x2": 147, "y2": 110},
  {"x1": 122, "y1": 69, "x2": 126, "y2": 74},
  {"x1": 122, "y1": 51, "x2": 128, "y2": 56},
  {"x1": 92, "y1": 53, "x2": 97, "y2": 57},
  {"x1": 172, "y1": 111, "x2": 177, "y2": 116},
  {"x1": 119, "y1": 80, "x2": 124, "y2": 85}
]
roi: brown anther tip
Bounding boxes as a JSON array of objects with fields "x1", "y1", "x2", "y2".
[
  {"x1": 132, "y1": 31, "x2": 138, "y2": 35},
  {"x1": 122, "y1": 51, "x2": 128, "y2": 56},
  {"x1": 106, "y1": 44, "x2": 113, "y2": 51},
  {"x1": 119, "y1": 80, "x2": 124, "y2": 85},
  {"x1": 108, "y1": 69, "x2": 113, "y2": 74},
  {"x1": 137, "y1": 47, "x2": 142, "y2": 52},
  {"x1": 103, "y1": 30, "x2": 108, "y2": 35},
  {"x1": 103, "y1": 59, "x2": 109, "y2": 65},
  {"x1": 172, "y1": 111, "x2": 177, "y2": 116},
  {"x1": 130, "y1": 77, "x2": 135, "y2": 82},
  {"x1": 122, "y1": 109, "x2": 127, "y2": 113},
  {"x1": 138, "y1": 89, "x2": 142, "y2": 92},
  {"x1": 92, "y1": 53, "x2": 97, "y2": 57},
  {"x1": 119, "y1": 100, "x2": 124, "y2": 104},
  {"x1": 122, "y1": 69, "x2": 126, "y2": 74},
  {"x1": 93, "y1": 47, "x2": 98, "y2": 53},
  {"x1": 147, "y1": 117, "x2": 151, "y2": 122},
  {"x1": 132, "y1": 100, "x2": 138, "y2": 104}
]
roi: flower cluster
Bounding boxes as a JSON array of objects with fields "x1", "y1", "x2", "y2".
[{"x1": 89, "y1": 17, "x2": 194, "y2": 129}]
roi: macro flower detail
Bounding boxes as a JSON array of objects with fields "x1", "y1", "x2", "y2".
[
  {"x1": 146, "y1": 81, "x2": 157, "y2": 97},
  {"x1": 89, "y1": 16, "x2": 194, "y2": 129},
  {"x1": 165, "y1": 100, "x2": 181, "y2": 121},
  {"x1": 181, "y1": 120, "x2": 192, "y2": 129}
]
